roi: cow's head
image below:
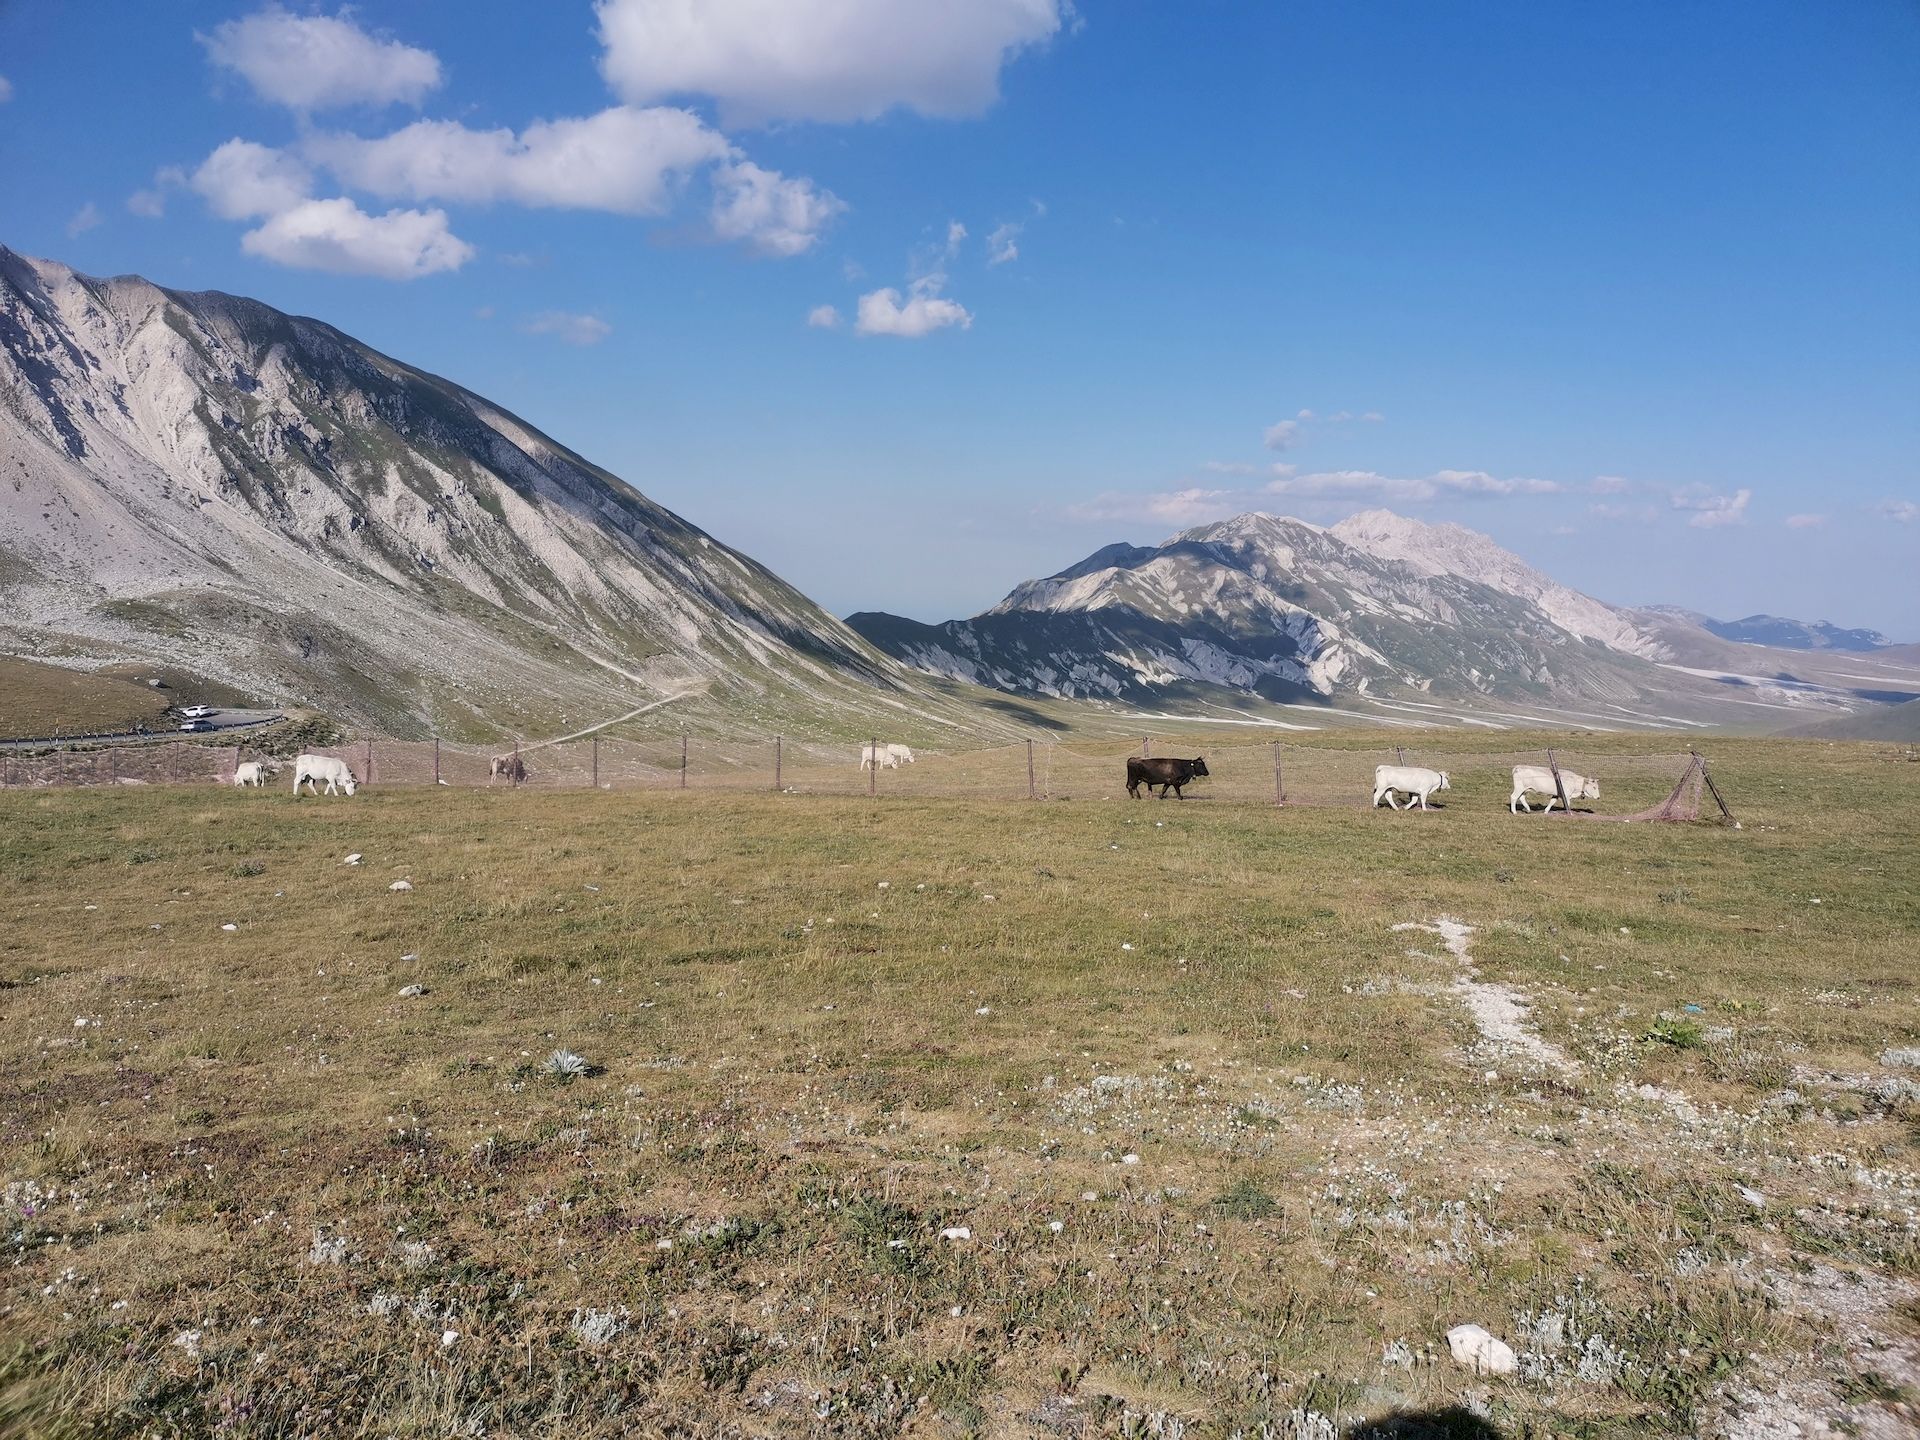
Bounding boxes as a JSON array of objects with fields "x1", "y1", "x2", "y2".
[
  {"x1": 1191, "y1": 757, "x2": 1210, "y2": 777},
  {"x1": 1580, "y1": 777, "x2": 1600, "y2": 799},
  {"x1": 1437, "y1": 771, "x2": 1451, "y2": 789},
  {"x1": 341, "y1": 777, "x2": 358, "y2": 796}
]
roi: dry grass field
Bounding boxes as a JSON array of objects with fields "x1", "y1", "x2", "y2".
[
  {"x1": 2, "y1": 733, "x2": 1917, "y2": 1438},
  {"x1": 0, "y1": 659, "x2": 174, "y2": 743}
]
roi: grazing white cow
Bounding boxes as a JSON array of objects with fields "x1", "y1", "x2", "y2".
[
  {"x1": 292, "y1": 753, "x2": 357, "y2": 797},
  {"x1": 231, "y1": 761, "x2": 269, "y2": 788},
  {"x1": 1510, "y1": 765, "x2": 1599, "y2": 814},
  {"x1": 858, "y1": 743, "x2": 916, "y2": 770},
  {"x1": 1373, "y1": 764, "x2": 1450, "y2": 811}
]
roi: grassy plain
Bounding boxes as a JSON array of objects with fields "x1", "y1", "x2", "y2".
[
  {"x1": 0, "y1": 659, "x2": 173, "y2": 742},
  {"x1": 1, "y1": 734, "x2": 1917, "y2": 1438}
]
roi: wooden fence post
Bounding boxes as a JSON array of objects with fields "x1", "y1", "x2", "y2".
[
  {"x1": 869, "y1": 737, "x2": 878, "y2": 797},
  {"x1": 1273, "y1": 741, "x2": 1285, "y2": 806},
  {"x1": 680, "y1": 733, "x2": 688, "y2": 789},
  {"x1": 774, "y1": 736, "x2": 782, "y2": 792},
  {"x1": 1142, "y1": 736, "x2": 1150, "y2": 759},
  {"x1": 1545, "y1": 747, "x2": 1569, "y2": 814},
  {"x1": 1697, "y1": 751, "x2": 1740, "y2": 828},
  {"x1": 363, "y1": 737, "x2": 374, "y2": 786},
  {"x1": 591, "y1": 736, "x2": 599, "y2": 790},
  {"x1": 1395, "y1": 746, "x2": 1407, "y2": 766},
  {"x1": 433, "y1": 737, "x2": 441, "y2": 785},
  {"x1": 513, "y1": 737, "x2": 522, "y2": 788},
  {"x1": 1027, "y1": 738, "x2": 1036, "y2": 800}
]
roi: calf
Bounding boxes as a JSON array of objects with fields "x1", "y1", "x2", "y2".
[
  {"x1": 1510, "y1": 765, "x2": 1599, "y2": 814},
  {"x1": 1126, "y1": 755, "x2": 1210, "y2": 799},
  {"x1": 231, "y1": 761, "x2": 268, "y2": 788},
  {"x1": 1372, "y1": 764, "x2": 1449, "y2": 810},
  {"x1": 292, "y1": 753, "x2": 357, "y2": 797}
]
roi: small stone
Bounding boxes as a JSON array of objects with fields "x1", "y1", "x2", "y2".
[
  {"x1": 398, "y1": 984, "x2": 427, "y2": 998},
  {"x1": 1446, "y1": 1323, "x2": 1517, "y2": 1376},
  {"x1": 389, "y1": 880, "x2": 413, "y2": 892},
  {"x1": 221, "y1": 923, "x2": 238, "y2": 932},
  {"x1": 1121, "y1": 1153, "x2": 1141, "y2": 1166},
  {"x1": 343, "y1": 854, "x2": 362, "y2": 866},
  {"x1": 940, "y1": 1227, "x2": 971, "y2": 1241}
]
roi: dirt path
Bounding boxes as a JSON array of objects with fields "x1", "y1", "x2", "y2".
[{"x1": 1393, "y1": 917, "x2": 1580, "y2": 1076}]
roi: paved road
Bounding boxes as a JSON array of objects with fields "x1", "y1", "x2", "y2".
[{"x1": 0, "y1": 708, "x2": 284, "y2": 750}]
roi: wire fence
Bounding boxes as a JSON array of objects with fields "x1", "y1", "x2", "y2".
[{"x1": 0, "y1": 734, "x2": 1733, "y2": 821}]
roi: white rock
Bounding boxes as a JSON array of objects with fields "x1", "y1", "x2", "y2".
[
  {"x1": 343, "y1": 854, "x2": 362, "y2": 865},
  {"x1": 221, "y1": 923, "x2": 238, "y2": 932},
  {"x1": 389, "y1": 880, "x2": 413, "y2": 892},
  {"x1": 398, "y1": 985, "x2": 427, "y2": 998},
  {"x1": 1121, "y1": 1153, "x2": 1141, "y2": 1166},
  {"x1": 1881, "y1": 1048, "x2": 1920, "y2": 1070},
  {"x1": 940, "y1": 1226, "x2": 971, "y2": 1241},
  {"x1": 440, "y1": 1329, "x2": 459, "y2": 1347},
  {"x1": 1446, "y1": 1323, "x2": 1517, "y2": 1376},
  {"x1": 1048, "y1": 1220, "x2": 1065, "y2": 1233},
  {"x1": 1735, "y1": 1184, "x2": 1767, "y2": 1210},
  {"x1": 975, "y1": 1005, "x2": 991, "y2": 1016}
]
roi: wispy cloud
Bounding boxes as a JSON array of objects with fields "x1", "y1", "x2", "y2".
[
  {"x1": 1670, "y1": 486, "x2": 1752, "y2": 529},
  {"x1": 1066, "y1": 487, "x2": 1239, "y2": 527},
  {"x1": 1265, "y1": 468, "x2": 1564, "y2": 502},
  {"x1": 1262, "y1": 420, "x2": 1299, "y2": 452},
  {"x1": 806, "y1": 304, "x2": 841, "y2": 329},
  {"x1": 127, "y1": 165, "x2": 188, "y2": 219},
  {"x1": 1784, "y1": 513, "x2": 1826, "y2": 530},
  {"x1": 1878, "y1": 499, "x2": 1919, "y2": 524},
  {"x1": 65, "y1": 202, "x2": 103, "y2": 238},
  {"x1": 520, "y1": 310, "x2": 612, "y2": 346}
]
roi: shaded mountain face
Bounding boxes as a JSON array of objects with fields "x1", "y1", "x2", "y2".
[
  {"x1": 1696, "y1": 614, "x2": 1892, "y2": 652},
  {"x1": 0, "y1": 247, "x2": 946, "y2": 739},
  {"x1": 851, "y1": 511, "x2": 1677, "y2": 716}
]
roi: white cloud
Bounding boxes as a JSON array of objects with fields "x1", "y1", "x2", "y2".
[
  {"x1": 1265, "y1": 469, "x2": 1564, "y2": 502},
  {"x1": 1784, "y1": 513, "x2": 1827, "y2": 530},
  {"x1": 1671, "y1": 486, "x2": 1752, "y2": 528},
  {"x1": 594, "y1": 0, "x2": 1064, "y2": 126},
  {"x1": 854, "y1": 283, "x2": 973, "y2": 338},
  {"x1": 521, "y1": 311, "x2": 612, "y2": 346},
  {"x1": 0, "y1": 75, "x2": 13, "y2": 103},
  {"x1": 127, "y1": 166, "x2": 188, "y2": 219},
  {"x1": 308, "y1": 107, "x2": 730, "y2": 216},
  {"x1": 710, "y1": 159, "x2": 844, "y2": 256},
  {"x1": 201, "y1": 7, "x2": 442, "y2": 112},
  {"x1": 1879, "y1": 499, "x2": 1919, "y2": 523},
  {"x1": 240, "y1": 198, "x2": 473, "y2": 280},
  {"x1": 65, "y1": 202, "x2": 103, "y2": 238},
  {"x1": 1067, "y1": 488, "x2": 1239, "y2": 527},
  {"x1": 1361, "y1": 411, "x2": 1384, "y2": 422},
  {"x1": 193, "y1": 139, "x2": 315, "y2": 220},
  {"x1": 1203, "y1": 460, "x2": 1258, "y2": 477},
  {"x1": 806, "y1": 304, "x2": 842, "y2": 329},
  {"x1": 1262, "y1": 420, "x2": 1300, "y2": 452},
  {"x1": 1296, "y1": 408, "x2": 1315, "y2": 421},
  {"x1": 1589, "y1": 474, "x2": 1633, "y2": 495},
  {"x1": 987, "y1": 220, "x2": 1020, "y2": 265},
  {"x1": 945, "y1": 220, "x2": 967, "y2": 256}
]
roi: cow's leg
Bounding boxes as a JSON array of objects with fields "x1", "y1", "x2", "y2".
[
  {"x1": 1511, "y1": 791, "x2": 1528, "y2": 813},
  {"x1": 1543, "y1": 794, "x2": 1558, "y2": 814},
  {"x1": 1418, "y1": 792, "x2": 1429, "y2": 810},
  {"x1": 1174, "y1": 783, "x2": 1184, "y2": 798}
]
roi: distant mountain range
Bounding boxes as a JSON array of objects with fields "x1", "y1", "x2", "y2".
[
  {"x1": 0, "y1": 246, "x2": 1008, "y2": 742},
  {"x1": 851, "y1": 512, "x2": 1920, "y2": 730},
  {"x1": 1642, "y1": 608, "x2": 1893, "y2": 652}
]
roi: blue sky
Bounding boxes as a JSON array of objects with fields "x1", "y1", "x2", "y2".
[{"x1": 3, "y1": 1, "x2": 1917, "y2": 635}]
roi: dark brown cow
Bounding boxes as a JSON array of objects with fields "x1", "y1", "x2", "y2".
[{"x1": 1126, "y1": 755, "x2": 1210, "y2": 799}]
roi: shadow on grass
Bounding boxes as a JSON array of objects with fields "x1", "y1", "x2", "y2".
[{"x1": 1347, "y1": 1407, "x2": 1503, "y2": 1439}]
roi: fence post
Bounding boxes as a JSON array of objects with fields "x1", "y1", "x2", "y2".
[
  {"x1": 1273, "y1": 741, "x2": 1285, "y2": 806},
  {"x1": 1395, "y1": 746, "x2": 1407, "y2": 766},
  {"x1": 1027, "y1": 738, "x2": 1036, "y2": 800},
  {"x1": 1142, "y1": 736, "x2": 1150, "y2": 759},
  {"x1": 680, "y1": 733, "x2": 688, "y2": 789},
  {"x1": 433, "y1": 737, "x2": 441, "y2": 785},
  {"x1": 1545, "y1": 747, "x2": 1569, "y2": 815},
  {"x1": 364, "y1": 738, "x2": 374, "y2": 786},
  {"x1": 774, "y1": 736, "x2": 782, "y2": 792},
  {"x1": 1696, "y1": 751, "x2": 1740, "y2": 828},
  {"x1": 591, "y1": 736, "x2": 599, "y2": 790},
  {"x1": 513, "y1": 737, "x2": 522, "y2": 788},
  {"x1": 869, "y1": 737, "x2": 878, "y2": 797}
]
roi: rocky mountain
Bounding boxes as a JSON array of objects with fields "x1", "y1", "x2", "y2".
[
  {"x1": 0, "y1": 247, "x2": 994, "y2": 741},
  {"x1": 849, "y1": 511, "x2": 1920, "y2": 729},
  {"x1": 1642, "y1": 609, "x2": 1894, "y2": 652}
]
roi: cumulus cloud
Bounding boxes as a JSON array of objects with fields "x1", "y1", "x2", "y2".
[
  {"x1": 1784, "y1": 513, "x2": 1827, "y2": 530},
  {"x1": 806, "y1": 304, "x2": 842, "y2": 329},
  {"x1": 1671, "y1": 486, "x2": 1752, "y2": 528},
  {"x1": 127, "y1": 166, "x2": 188, "y2": 219},
  {"x1": 594, "y1": 0, "x2": 1064, "y2": 127},
  {"x1": 1878, "y1": 499, "x2": 1919, "y2": 523},
  {"x1": 520, "y1": 311, "x2": 612, "y2": 346},
  {"x1": 1264, "y1": 469, "x2": 1564, "y2": 502},
  {"x1": 710, "y1": 159, "x2": 844, "y2": 255},
  {"x1": 1262, "y1": 420, "x2": 1300, "y2": 452},
  {"x1": 241, "y1": 198, "x2": 473, "y2": 279},
  {"x1": 1066, "y1": 488, "x2": 1240, "y2": 527},
  {"x1": 854, "y1": 282, "x2": 973, "y2": 338},
  {"x1": 65, "y1": 202, "x2": 103, "y2": 238},
  {"x1": 193, "y1": 139, "x2": 316, "y2": 220},
  {"x1": 201, "y1": 7, "x2": 442, "y2": 112},
  {"x1": 307, "y1": 107, "x2": 730, "y2": 215}
]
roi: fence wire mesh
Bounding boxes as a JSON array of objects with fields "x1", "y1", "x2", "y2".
[{"x1": 0, "y1": 733, "x2": 1724, "y2": 821}]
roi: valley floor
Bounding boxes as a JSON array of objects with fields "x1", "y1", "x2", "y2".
[{"x1": 2, "y1": 737, "x2": 1917, "y2": 1437}]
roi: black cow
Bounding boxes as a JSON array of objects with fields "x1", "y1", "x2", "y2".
[{"x1": 1126, "y1": 755, "x2": 1210, "y2": 799}]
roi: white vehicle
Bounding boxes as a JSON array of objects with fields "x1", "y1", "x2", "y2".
[{"x1": 180, "y1": 705, "x2": 215, "y2": 718}]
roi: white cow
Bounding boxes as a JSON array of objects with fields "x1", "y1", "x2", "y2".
[
  {"x1": 859, "y1": 742, "x2": 916, "y2": 770},
  {"x1": 292, "y1": 753, "x2": 357, "y2": 797},
  {"x1": 1373, "y1": 764, "x2": 1450, "y2": 810},
  {"x1": 231, "y1": 761, "x2": 269, "y2": 788},
  {"x1": 1510, "y1": 764, "x2": 1599, "y2": 814}
]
